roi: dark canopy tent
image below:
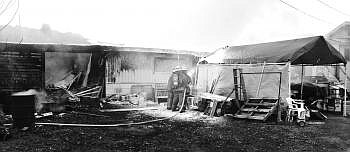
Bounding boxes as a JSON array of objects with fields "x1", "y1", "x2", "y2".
[
  {"x1": 198, "y1": 36, "x2": 348, "y2": 116},
  {"x1": 202, "y1": 36, "x2": 346, "y2": 65}
]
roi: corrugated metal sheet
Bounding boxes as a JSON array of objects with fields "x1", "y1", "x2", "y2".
[
  {"x1": 0, "y1": 50, "x2": 44, "y2": 93},
  {"x1": 106, "y1": 55, "x2": 161, "y2": 83}
]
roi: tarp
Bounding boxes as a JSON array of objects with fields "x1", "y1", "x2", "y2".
[
  {"x1": 202, "y1": 36, "x2": 346, "y2": 65},
  {"x1": 289, "y1": 66, "x2": 339, "y2": 84},
  {"x1": 290, "y1": 82, "x2": 328, "y2": 101},
  {"x1": 195, "y1": 64, "x2": 290, "y2": 104}
]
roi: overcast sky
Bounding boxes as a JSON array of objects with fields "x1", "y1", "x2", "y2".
[{"x1": 0, "y1": 0, "x2": 350, "y2": 52}]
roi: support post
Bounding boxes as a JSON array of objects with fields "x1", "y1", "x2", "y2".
[
  {"x1": 177, "y1": 54, "x2": 180, "y2": 66},
  {"x1": 256, "y1": 61, "x2": 266, "y2": 97},
  {"x1": 300, "y1": 65, "x2": 304, "y2": 100},
  {"x1": 288, "y1": 62, "x2": 291, "y2": 97},
  {"x1": 277, "y1": 72, "x2": 282, "y2": 123},
  {"x1": 344, "y1": 64, "x2": 347, "y2": 117}
]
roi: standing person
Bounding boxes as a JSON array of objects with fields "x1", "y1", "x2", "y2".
[
  {"x1": 166, "y1": 69, "x2": 177, "y2": 110},
  {"x1": 171, "y1": 66, "x2": 191, "y2": 112}
]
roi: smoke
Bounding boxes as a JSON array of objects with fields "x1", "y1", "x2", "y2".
[
  {"x1": 0, "y1": 24, "x2": 90, "y2": 44},
  {"x1": 40, "y1": 24, "x2": 52, "y2": 34},
  {"x1": 34, "y1": 90, "x2": 47, "y2": 113}
]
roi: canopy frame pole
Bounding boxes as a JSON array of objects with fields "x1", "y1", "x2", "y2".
[
  {"x1": 344, "y1": 64, "x2": 347, "y2": 117},
  {"x1": 206, "y1": 68, "x2": 209, "y2": 92},
  {"x1": 288, "y1": 62, "x2": 291, "y2": 97},
  {"x1": 203, "y1": 62, "x2": 288, "y2": 66},
  {"x1": 300, "y1": 64, "x2": 304, "y2": 100},
  {"x1": 177, "y1": 54, "x2": 180, "y2": 66},
  {"x1": 256, "y1": 61, "x2": 266, "y2": 97}
]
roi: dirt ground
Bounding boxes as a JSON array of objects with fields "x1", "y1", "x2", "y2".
[{"x1": 1, "y1": 103, "x2": 350, "y2": 152}]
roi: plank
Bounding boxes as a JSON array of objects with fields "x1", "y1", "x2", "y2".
[
  {"x1": 262, "y1": 102, "x2": 278, "y2": 121},
  {"x1": 198, "y1": 92, "x2": 233, "y2": 101},
  {"x1": 245, "y1": 103, "x2": 276, "y2": 106},
  {"x1": 0, "y1": 68, "x2": 41, "y2": 72},
  {"x1": 248, "y1": 116, "x2": 265, "y2": 120},
  {"x1": 249, "y1": 98, "x2": 278, "y2": 100},
  {"x1": 99, "y1": 107, "x2": 158, "y2": 112},
  {"x1": 35, "y1": 112, "x2": 54, "y2": 119},
  {"x1": 234, "y1": 115, "x2": 265, "y2": 120},
  {"x1": 210, "y1": 100, "x2": 219, "y2": 117},
  {"x1": 241, "y1": 108, "x2": 271, "y2": 113},
  {"x1": 234, "y1": 114, "x2": 250, "y2": 119}
]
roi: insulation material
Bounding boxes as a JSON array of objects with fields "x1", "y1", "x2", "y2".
[
  {"x1": 87, "y1": 51, "x2": 106, "y2": 87},
  {"x1": 45, "y1": 52, "x2": 91, "y2": 87},
  {"x1": 195, "y1": 64, "x2": 289, "y2": 104}
]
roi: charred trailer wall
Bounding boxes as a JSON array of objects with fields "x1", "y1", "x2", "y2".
[
  {"x1": 0, "y1": 46, "x2": 44, "y2": 93},
  {"x1": 87, "y1": 46, "x2": 107, "y2": 98}
]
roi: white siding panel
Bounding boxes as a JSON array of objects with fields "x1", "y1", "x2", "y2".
[{"x1": 115, "y1": 69, "x2": 154, "y2": 83}]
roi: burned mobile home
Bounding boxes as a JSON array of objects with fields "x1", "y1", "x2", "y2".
[{"x1": 0, "y1": 42, "x2": 205, "y2": 105}]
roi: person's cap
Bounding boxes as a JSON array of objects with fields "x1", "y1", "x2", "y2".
[{"x1": 172, "y1": 66, "x2": 188, "y2": 72}]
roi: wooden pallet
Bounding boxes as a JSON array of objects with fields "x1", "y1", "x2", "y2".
[
  {"x1": 234, "y1": 98, "x2": 279, "y2": 121},
  {"x1": 198, "y1": 92, "x2": 234, "y2": 117}
]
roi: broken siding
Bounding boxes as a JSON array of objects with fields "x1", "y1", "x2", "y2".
[
  {"x1": 106, "y1": 52, "x2": 154, "y2": 83},
  {"x1": 106, "y1": 52, "x2": 193, "y2": 84},
  {"x1": 114, "y1": 69, "x2": 153, "y2": 83}
]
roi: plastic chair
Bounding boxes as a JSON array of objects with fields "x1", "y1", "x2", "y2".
[{"x1": 286, "y1": 98, "x2": 306, "y2": 126}]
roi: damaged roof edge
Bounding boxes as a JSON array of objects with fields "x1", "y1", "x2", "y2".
[
  {"x1": 112, "y1": 46, "x2": 209, "y2": 57},
  {"x1": 0, "y1": 42, "x2": 106, "y2": 53},
  {"x1": 0, "y1": 42, "x2": 208, "y2": 57}
]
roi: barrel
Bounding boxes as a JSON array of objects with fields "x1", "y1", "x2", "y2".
[
  {"x1": 0, "y1": 92, "x2": 11, "y2": 114},
  {"x1": 10, "y1": 95, "x2": 35, "y2": 129}
]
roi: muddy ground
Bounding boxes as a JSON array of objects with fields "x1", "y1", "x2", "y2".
[{"x1": 1, "y1": 103, "x2": 350, "y2": 152}]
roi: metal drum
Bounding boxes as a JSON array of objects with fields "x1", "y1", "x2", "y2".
[{"x1": 10, "y1": 95, "x2": 35, "y2": 129}]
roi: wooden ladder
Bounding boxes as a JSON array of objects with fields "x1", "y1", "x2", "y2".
[
  {"x1": 234, "y1": 98, "x2": 279, "y2": 121},
  {"x1": 233, "y1": 68, "x2": 247, "y2": 101}
]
